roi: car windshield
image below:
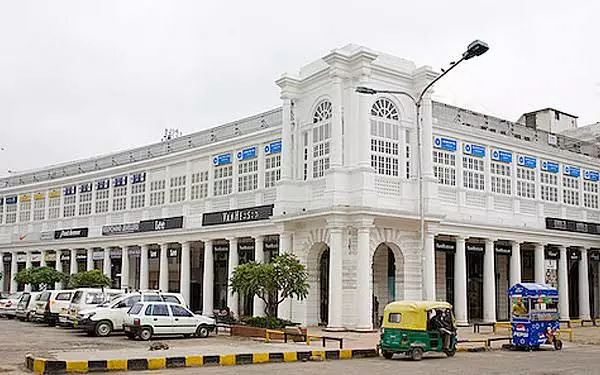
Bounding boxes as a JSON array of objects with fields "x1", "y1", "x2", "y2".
[
  {"x1": 128, "y1": 303, "x2": 143, "y2": 315},
  {"x1": 40, "y1": 292, "x2": 51, "y2": 302},
  {"x1": 85, "y1": 292, "x2": 105, "y2": 304},
  {"x1": 72, "y1": 291, "x2": 83, "y2": 304}
]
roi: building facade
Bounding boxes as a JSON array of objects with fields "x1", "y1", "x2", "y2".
[{"x1": 1, "y1": 44, "x2": 599, "y2": 330}]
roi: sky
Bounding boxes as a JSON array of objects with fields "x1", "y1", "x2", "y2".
[{"x1": 1, "y1": 1, "x2": 599, "y2": 177}]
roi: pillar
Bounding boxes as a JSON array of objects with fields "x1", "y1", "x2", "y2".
[
  {"x1": 330, "y1": 76, "x2": 343, "y2": 168},
  {"x1": 421, "y1": 94, "x2": 434, "y2": 178},
  {"x1": 509, "y1": 241, "x2": 521, "y2": 286},
  {"x1": 10, "y1": 252, "x2": 18, "y2": 293},
  {"x1": 0, "y1": 254, "x2": 5, "y2": 292},
  {"x1": 70, "y1": 249, "x2": 77, "y2": 275},
  {"x1": 40, "y1": 250, "x2": 47, "y2": 268},
  {"x1": 253, "y1": 236, "x2": 265, "y2": 317},
  {"x1": 227, "y1": 237, "x2": 239, "y2": 317},
  {"x1": 159, "y1": 243, "x2": 169, "y2": 291},
  {"x1": 358, "y1": 77, "x2": 371, "y2": 168},
  {"x1": 139, "y1": 245, "x2": 149, "y2": 290},
  {"x1": 483, "y1": 239, "x2": 496, "y2": 322},
  {"x1": 454, "y1": 236, "x2": 468, "y2": 326},
  {"x1": 121, "y1": 246, "x2": 129, "y2": 290},
  {"x1": 202, "y1": 240, "x2": 214, "y2": 316},
  {"x1": 180, "y1": 242, "x2": 191, "y2": 307},
  {"x1": 86, "y1": 248, "x2": 94, "y2": 271},
  {"x1": 278, "y1": 232, "x2": 293, "y2": 319},
  {"x1": 423, "y1": 232, "x2": 435, "y2": 300},
  {"x1": 558, "y1": 245, "x2": 570, "y2": 320},
  {"x1": 24, "y1": 251, "x2": 32, "y2": 292},
  {"x1": 356, "y1": 226, "x2": 372, "y2": 330},
  {"x1": 579, "y1": 247, "x2": 591, "y2": 321},
  {"x1": 103, "y1": 248, "x2": 111, "y2": 278},
  {"x1": 55, "y1": 251, "x2": 63, "y2": 290},
  {"x1": 281, "y1": 97, "x2": 293, "y2": 181},
  {"x1": 327, "y1": 227, "x2": 343, "y2": 330},
  {"x1": 535, "y1": 243, "x2": 545, "y2": 284}
]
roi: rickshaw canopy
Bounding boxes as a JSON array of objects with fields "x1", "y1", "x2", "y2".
[
  {"x1": 508, "y1": 283, "x2": 558, "y2": 297},
  {"x1": 382, "y1": 300, "x2": 453, "y2": 330}
]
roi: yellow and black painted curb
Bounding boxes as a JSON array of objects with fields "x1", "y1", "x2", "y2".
[{"x1": 26, "y1": 349, "x2": 378, "y2": 374}]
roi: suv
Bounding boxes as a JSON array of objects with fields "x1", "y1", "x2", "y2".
[
  {"x1": 123, "y1": 302, "x2": 215, "y2": 341},
  {"x1": 77, "y1": 292, "x2": 185, "y2": 337},
  {"x1": 16, "y1": 292, "x2": 40, "y2": 321},
  {"x1": 61, "y1": 288, "x2": 123, "y2": 326}
]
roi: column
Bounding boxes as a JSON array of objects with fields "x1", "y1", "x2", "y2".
[
  {"x1": 227, "y1": 237, "x2": 239, "y2": 317},
  {"x1": 159, "y1": 243, "x2": 169, "y2": 291},
  {"x1": 10, "y1": 252, "x2": 18, "y2": 293},
  {"x1": 86, "y1": 248, "x2": 94, "y2": 271},
  {"x1": 454, "y1": 236, "x2": 468, "y2": 326},
  {"x1": 180, "y1": 242, "x2": 191, "y2": 307},
  {"x1": 55, "y1": 251, "x2": 63, "y2": 290},
  {"x1": 253, "y1": 236, "x2": 266, "y2": 317},
  {"x1": 40, "y1": 250, "x2": 47, "y2": 267},
  {"x1": 139, "y1": 245, "x2": 149, "y2": 290},
  {"x1": 579, "y1": 247, "x2": 591, "y2": 321},
  {"x1": 202, "y1": 240, "x2": 214, "y2": 316},
  {"x1": 483, "y1": 239, "x2": 496, "y2": 322},
  {"x1": 358, "y1": 76, "x2": 371, "y2": 168},
  {"x1": 356, "y1": 227, "x2": 372, "y2": 330},
  {"x1": 509, "y1": 241, "x2": 522, "y2": 286},
  {"x1": 420, "y1": 94, "x2": 434, "y2": 178},
  {"x1": 534, "y1": 243, "x2": 545, "y2": 284},
  {"x1": 0, "y1": 254, "x2": 5, "y2": 292},
  {"x1": 121, "y1": 246, "x2": 130, "y2": 290},
  {"x1": 103, "y1": 248, "x2": 112, "y2": 278},
  {"x1": 327, "y1": 227, "x2": 343, "y2": 330},
  {"x1": 330, "y1": 76, "x2": 343, "y2": 168},
  {"x1": 423, "y1": 232, "x2": 436, "y2": 300},
  {"x1": 558, "y1": 245, "x2": 570, "y2": 320},
  {"x1": 70, "y1": 249, "x2": 77, "y2": 275},
  {"x1": 24, "y1": 251, "x2": 32, "y2": 292},
  {"x1": 280, "y1": 97, "x2": 293, "y2": 180},
  {"x1": 278, "y1": 232, "x2": 293, "y2": 319}
]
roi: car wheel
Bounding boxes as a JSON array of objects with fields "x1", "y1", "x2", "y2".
[
  {"x1": 382, "y1": 351, "x2": 393, "y2": 359},
  {"x1": 125, "y1": 333, "x2": 135, "y2": 340},
  {"x1": 444, "y1": 348, "x2": 456, "y2": 357},
  {"x1": 196, "y1": 325, "x2": 209, "y2": 338},
  {"x1": 95, "y1": 321, "x2": 113, "y2": 337},
  {"x1": 48, "y1": 319, "x2": 57, "y2": 327},
  {"x1": 138, "y1": 327, "x2": 153, "y2": 341},
  {"x1": 410, "y1": 347, "x2": 424, "y2": 361}
]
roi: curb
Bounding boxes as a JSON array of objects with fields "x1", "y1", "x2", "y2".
[{"x1": 25, "y1": 349, "x2": 378, "y2": 374}]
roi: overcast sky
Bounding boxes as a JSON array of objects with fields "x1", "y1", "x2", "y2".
[{"x1": 1, "y1": 1, "x2": 599, "y2": 177}]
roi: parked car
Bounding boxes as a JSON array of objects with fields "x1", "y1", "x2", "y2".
[
  {"x1": 16, "y1": 292, "x2": 41, "y2": 321},
  {"x1": 61, "y1": 288, "x2": 122, "y2": 326},
  {"x1": 0, "y1": 292, "x2": 23, "y2": 319},
  {"x1": 77, "y1": 292, "x2": 186, "y2": 337},
  {"x1": 123, "y1": 302, "x2": 215, "y2": 341},
  {"x1": 44, "y1": 290, "x2": 74, "y2": 326}
]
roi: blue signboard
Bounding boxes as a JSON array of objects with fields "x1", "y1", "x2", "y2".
[
  {"x1": 213, "y1": 153, "x2": 232, "y2": 166},
  {"x1": 264, "y1": 140, "x2": 282, "y2": 155},
  {"x1": 5, "y1": 196, "x2": 17, "y2": 205},
  {"x1": 463, "y1": 143, "x2": 486, "y2": 157},
  {"x1": 517, "y1": 155, "x2": 537, "y2": 169},
  {"x1": 79, "y1": 182, "x2": 92, "y2": 193},
  {"x1": 63, "y1": 185, "x2": 76, "y2": 196},
  {"x1": 491, "y1": 149, "x2": 512, "y2": 163},
  {"x1": 96, "y1": 179, "x2": 110, "y2": 190},
  {"x1": 541, "y1": 161, "x2": 559, "y2": 173},
  {"x1": 131, "y1": 172, "x2": 146, "y2": 184},
  {"x1": 237, "y1": 146, "x2": 257, "y2": 161},
  {"x1": 114, "y1": 176, "x2": 128, "y2": 187},
  {"x1": 584, "y1": 170, "x2": 599, "y2": 181},
  {"x1": 564, "y1": 165, "x2": 581, "y2": 177},
  {"x1": 433, "y1": 136, "x2": 457, "y2": 152}
]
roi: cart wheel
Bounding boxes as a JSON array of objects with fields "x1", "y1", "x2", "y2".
[
  {"x1": 382, "y1": 351, "x2": 393, "y2": 359},
  {"x1": 444, "y1": 348, "x2": 456, "y2": 357},
  {"x1": 554, "y1": 340, "x2": 563, "y2": 351},
  {"x1": 410, "y1": 347, "x2": 424, "y2": 361}
]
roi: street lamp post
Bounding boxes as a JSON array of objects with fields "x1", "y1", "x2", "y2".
[{"x1": 357, "y1": 40, "x2": 489, "y2": 300}]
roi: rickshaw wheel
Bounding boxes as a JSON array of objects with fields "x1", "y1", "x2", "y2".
[
  {"x1": 410, "y1": 347, "x2": 424, "y2": 361},
  {"x1": 382, "y1": 351, "x2": 393, "y2": 360},
  {"x1": 444, "y1": 348, "x2": 456, "y2": 357},
  {"x1": 554, "y1": 340, "x2": 563, "y2": 351}
]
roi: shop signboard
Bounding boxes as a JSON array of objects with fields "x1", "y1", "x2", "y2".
[
  {"x1": 491, "y1": 149, "x2": 512, "y2": 163},
  {"x1": 466, "y1": 243, "x2": 485, "y2": 253},
  {"x1": 433, "y1": 137, "x2": 457, "y2": 152},
  {"x1": 54, "y1": 228, "x2": 88, "y2": 240},
  {"x1": 495, "y1": 243, "x2": 512, "y2": 255},
  {"x1": 546, "y1": 217, "x2": 600, "y2": 235},
  {"x1": 463, "y1": 143, "x2": 486, "y2": 157},
  {"x1": 102, "y1": 223, "x2": 140, "y2": 236},
  {"x1": 149, "y1": 249, "x2": 159, "y2": 259},
  {"x1": 202, "y1": 204, "x2": 274, "y2": 226},
  {"x1": 434, "y1": 240, "x2": 456, "y2": 252},
  {"x1": 168, "y1": 249, "x2": 179, "y2": 258},
  {"x1": 138, "y1": 216, "x2": 183, "y2": 233}
]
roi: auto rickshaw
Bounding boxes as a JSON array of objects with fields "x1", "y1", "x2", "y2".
[{"x1": 378, "y1": 301, "x2": 457, "y2": 361}]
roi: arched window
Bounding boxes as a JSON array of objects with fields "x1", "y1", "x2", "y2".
[
  {"x1": 370, "y1": 98, "x2": 401, "y2": 177},
  {"x1": 310, "y1": 100, "x2": 332, "y2": 179},
  {"x1": 313, "y1": 101, "x2": 332, "y2": 124}
]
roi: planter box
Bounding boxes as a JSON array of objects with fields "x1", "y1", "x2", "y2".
[{"x1": 230, "y1": 325, "x2": 307, "y2": 341}]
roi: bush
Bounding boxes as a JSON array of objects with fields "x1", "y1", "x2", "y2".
[{"x1": 242, "y1": 316, "x2": 296, "y2": 329}]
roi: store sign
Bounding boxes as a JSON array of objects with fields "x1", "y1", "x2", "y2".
[
  {"x1": 76, "y1": 253, "x2": 87, "y2": 261},
  {"x1": 31, "y1": 253, "x2": 41, "y2": 262},
  {"x1": 569, "y1": 249, "x2": 581, "y2": 261},
  {"x1": 96, "y1": 179, "x2": 110, "y2": 190},
  {"x1": 149, "y1": 249, "x2": 159, "y2": 259},
  {"x1": 202, "y1": 204, "x2": 274, "y2": 226},
  {"x1": 114, "y1": 176, "x2": 128, "y2": 187},
  {"x1": 491, "y1": 149, "x2": 512, "y2": 163},
  {"x1": 584, "y1": 170, "x2": 599, "y2": 181},
  {"x1": 102, "y1": 223, "x2": 140, "y2": 236},
  {"x1": 17, "y1": 254, "x2": 26, "y2": 262},
  {"x1": 463, "y1": 143, "x2": 486, "y2": 157},
  {"x1": 590, "y1": 250, "x2": 600, "y2": 262},
  {"x1": 44, "y1": 253, "x2": 56, "y2": 262},
  {"x1": 495, "y1": 244, "x2": 512, "y2": 255},
  {"x1": 213, "y1": 244, "x2": 229, "y2": 252},
  {"x1": 92, "y1": 251, "x2": 104, "y2": 261},
  {"x1": 212, "y1": 152, "x2": 232, "y2": 166},
  {"x1": 541, "y1": 160, "x2": 560, "y2": 173},
  {"x1": 434, "y1": 240, "x2": 456, "y2": 252},
  {"x1": 433, "y1": 137, "x2": 457, "y2": 152},
  {"x1": 238, "y1": 242, "x2": 255, "y2": 252},
  {"x1": 3, "y1": 254, "x2": 12, "y2": 262},
  {"x1": 545, "y1": 247, "x2": 560, "y2": 259},
  {"x1": 168, "y1": 249, "x2": 179, "y2": 258},
  {"x1": 546, "y1": 217, "x2": 600, "y2": 235},
  {"x1": 237, "y1": 146, "x2": 257, "y2": 161},
  {"x1": 139, "y1": 216, "x2": 183, "y2": 232},
  {"x1": 466, "y1": 243, "x2": 485, "y2": 253},
  {"x1": 264, "y1": 237, "x2": 279, "y2": 251},
  {"x1": 131, "y1": 172, "x2": 146, "y2": 184},
  {"x1": 60, "y1": 253, "x2": 71, "y2": 261},
  {"x1": 563, "y1": 165, "x2": 580, "y2": 177},
  {"x1": 54, "y1": 228, "x2": 88, "y2": 240},
  {"x1": 5, "y1": 196, "x2": 17, "y2": 205},
  {"x1": 264, "y1": 140, "x2": 282, "y2": 154},
  {"x1": 517, "y1": 155, "x2": 537, "y2": 169}
]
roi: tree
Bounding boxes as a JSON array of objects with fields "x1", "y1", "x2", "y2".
[
  {"x1": 66, "y1": 269, "x2": 112, "y2": 289},
  {"x1": 230, "y1": 253, "x2": 309, "y2": 317},
  {"x1": 14, "y1": 267, "x2": 66, "y2": 291}
]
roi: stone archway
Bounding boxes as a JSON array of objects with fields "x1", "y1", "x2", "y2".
[
  {"x1": 306, "y1": 241, "x2": 330, "y2": 326},
  {"x1": 371, "y1": 241, "x2": 405, "y2": 328}
]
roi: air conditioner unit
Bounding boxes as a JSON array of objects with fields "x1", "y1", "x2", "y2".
[{"x1": 548, "y1": 134, "x2": 558, "y2": 146}]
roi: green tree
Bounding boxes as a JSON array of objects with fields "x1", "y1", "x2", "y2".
[
  {"x1": 66, "y1": 269, "x2": 111, "y2": 289},
  {"x1": 230, "y1": 253, "x2": 309, "y2": 317},
  {"x1": 14, "y1": 267, "x2": 66, "y2": 291}
]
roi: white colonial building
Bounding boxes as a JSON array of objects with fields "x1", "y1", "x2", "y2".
[{"x1": 1, "y1": 44, "x2": 599, "y2": 330}]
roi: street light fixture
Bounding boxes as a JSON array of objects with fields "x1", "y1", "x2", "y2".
[{"x1": 356, "y1": 39, "x2": 489, "y2": 300}]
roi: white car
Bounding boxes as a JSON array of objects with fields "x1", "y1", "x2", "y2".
[
  {"x1": 77, "y1": 292, "x2": 186, "y2": 337},
  {"x1": 123, "y1": 302, "x2": 215, "y2": 341},
  {"x1": 0, "y1": 292, "x2": 24, "y2": 319},
  {"x1": 60, "y1": 288, "x2": 123, "y2": 326},
  {"x1": 16, "y1": 292, "x2": 41, "y2": 321}
]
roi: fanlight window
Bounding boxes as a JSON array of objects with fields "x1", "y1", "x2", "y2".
[
  {"x1": 371, "y1": 98, "x2": 399, "y2": 121},
  {"x1": 313, "y1": 101, "x2": 333, "y2": 124}
]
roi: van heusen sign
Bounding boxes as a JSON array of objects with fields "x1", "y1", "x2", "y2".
[
  {"x1": 546, "y1": 217, "x2": 600, "y2": 235},
  {"x1": 102, "y1": 216, "x2": 183, "y2": 235},
  {"x1": 202, "y1": 204, "x2": 274, "y2": 226}
]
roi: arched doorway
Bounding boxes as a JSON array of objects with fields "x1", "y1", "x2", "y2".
[
  {"x1": 319, "y1": 249, "x2": 329, "y2": 325},
  {"x1": 306, "y1": 241, "x2": 330, "y2": 326},
  {"x1": 372, "y1": 243, "x2": 403, "y2": 328}
]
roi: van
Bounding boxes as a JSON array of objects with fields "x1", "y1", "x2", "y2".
[
  {"x1": 63, "y1": 288, "x2": 123, "y2": 326},
  {"x1": 46, "y1": 290, "x2": 74, "y2": 326},
  {"x1": 16, "y1": 292, "x2": 41, "y2": 321}
]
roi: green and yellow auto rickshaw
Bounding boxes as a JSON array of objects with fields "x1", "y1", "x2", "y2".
[{"x1": 378, "y1": 301, "x2": 457, "y2": 361}]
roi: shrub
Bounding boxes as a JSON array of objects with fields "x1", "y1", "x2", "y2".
[{"x1": 242, "y1": 316, "x2": 296, "y2": 329}]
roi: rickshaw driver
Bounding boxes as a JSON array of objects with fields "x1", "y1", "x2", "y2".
[
  {"x1": 428, "y1": 308, "x2": 453, "y2": 350},
  {"x1": 512, "y1": 297, "x2": 528, "y2": 316}
]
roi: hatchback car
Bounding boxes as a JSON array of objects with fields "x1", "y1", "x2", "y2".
[
  {"x1": 123, "y1": 302, "x2": 215, "y2": 341},
  {"x1": 0, "y1": 292, "x2": 23, "y2": 318},
  {"x1": 16, "y1": 292, "x2": 40, "y2": 321}
]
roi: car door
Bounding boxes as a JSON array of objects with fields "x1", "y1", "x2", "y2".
[
  {"x1": 147, "y1": 304, "x2": 172, "y2": 335},
  {"x1": 170, "y1": 305, "x2": 196, "y2": 334},
  {"x1": 112, "y1": 295, "x2": 141, "y2": 328}
]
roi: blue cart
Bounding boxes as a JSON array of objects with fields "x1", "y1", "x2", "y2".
[{"x1": 508, "y1": 283, "x2": 563, "y2": 351}]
